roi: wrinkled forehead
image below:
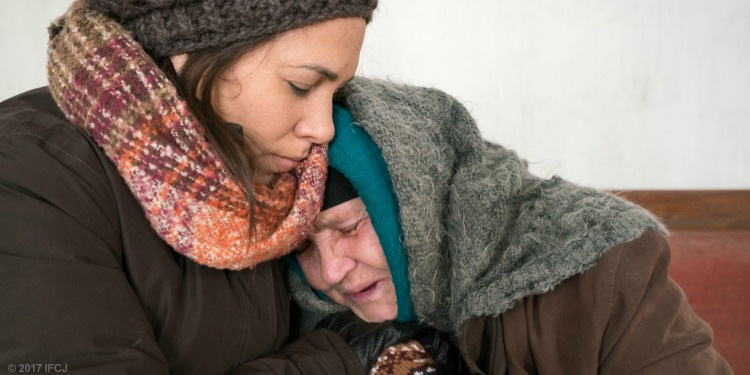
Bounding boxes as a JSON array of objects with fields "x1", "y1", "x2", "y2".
[{"x1": 312, "y1": 198, "x2": 367, "y2": 232}]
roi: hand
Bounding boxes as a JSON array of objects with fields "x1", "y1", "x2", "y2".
[
  {"x1": 316, "y1": 311, "x2": 426, "y2": 370},
  {"x1": 417, "y1": 330, "x2": 469, "y2": 375}
]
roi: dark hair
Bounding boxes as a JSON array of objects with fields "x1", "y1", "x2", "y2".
[{"x1": 160, "y1": 35, "x2": 278, "y2": 222}]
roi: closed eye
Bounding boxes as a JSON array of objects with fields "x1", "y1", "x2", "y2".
[
  {"x1": 339, "y1": 217, "x2": 369, "y2": 236},
  {"x1": 339, "y1": 222, "x2": 360, "y2": 236},
  {"x1": 288, "y1": 82, "x2": 310, "y2": 97}
]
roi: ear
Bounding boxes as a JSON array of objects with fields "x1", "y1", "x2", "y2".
[{"x1": 170, "y1": 53, "x2": 189, "y2": 73}]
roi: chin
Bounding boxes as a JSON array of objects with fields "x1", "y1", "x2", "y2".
[{"x1": 360, "y1": 306, "x2": 398, "y2": 323}]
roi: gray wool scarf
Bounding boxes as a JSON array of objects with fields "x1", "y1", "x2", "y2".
[{"x1": 290, "y1": 77, "x2": 664, "y2": 336}]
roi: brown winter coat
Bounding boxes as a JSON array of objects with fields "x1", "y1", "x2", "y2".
[
  {"x1": 459, "y1": 231, "x2": 732, "y2": 374},
  {"x1": 0, "y1": 88, "x2": 363, "y2": 374}
]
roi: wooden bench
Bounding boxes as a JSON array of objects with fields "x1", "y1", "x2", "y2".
[{"x1": 618, "y1": 191, "x2": 750, "y2": 374}]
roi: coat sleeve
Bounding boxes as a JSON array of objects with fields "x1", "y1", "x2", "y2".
[
  {"x1": 459, "y1": 231, "x2": 732, "y2": 375},
  {"x1": 229, "y1": 330, "x2": 363, "y2": 374},
  {"x1": 0, "y1": 116, "x2": 171, "y2": 373},
  {"x1": 597, "y1": 231, "x2": 732, "y2": 374},
  {"x1": 0, "y1": 101, "x2": 363, "y2": 375}
]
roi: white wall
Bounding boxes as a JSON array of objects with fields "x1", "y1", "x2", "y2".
[
  {"x1": 2, "y1": 0, "x2": 748, "y2": 189},
  {"x1": 0, "y1": 2, "x2": 72, "y2": 98}
]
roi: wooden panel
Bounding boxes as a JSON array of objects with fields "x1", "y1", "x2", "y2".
[
  {"x1": 608, "y1": 191, "x2": 750, "y2": 371},
  {"x1": 613, "y1": 190, "x2": 750, "y2": 231},
  {"x1": 668, "y1": 231, "x2": 750, "y2": 374}
]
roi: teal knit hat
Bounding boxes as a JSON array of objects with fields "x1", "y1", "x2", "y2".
[{"x1": 288, "y1": 105, "x2": 415, "y2": 322}]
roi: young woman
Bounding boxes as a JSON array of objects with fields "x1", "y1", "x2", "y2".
[
  {"x1": 0, "y1": 1, "x2": 426, "y2": 373},
  {"x1": 290, "y1": 83, "x2": 733, "y2": 374}
]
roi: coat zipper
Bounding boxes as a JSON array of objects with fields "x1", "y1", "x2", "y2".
[
  {"x1": 267, "y1": 262, "x2": 278, "y2": 347},
  {"x1": 231, "y1": 272, "x2": 248, "y2": 368},
  {"x1": 232, "y1": 262, "x2": 281, "y2": 368}
]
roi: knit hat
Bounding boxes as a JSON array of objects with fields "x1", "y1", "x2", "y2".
[
  {"x1": 83, "y1": 0, "x2": 378, "y2": 59},
  {"x1": 288, "y1": 105, "x2": 415, "y2": 322},
  {"x1": 322, "y1": 167, "x2": 359, "y2": 210}
]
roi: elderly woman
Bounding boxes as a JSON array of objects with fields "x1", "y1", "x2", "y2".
[{"x1": 290, "y1": 79, "x2": 732, "y2": 374}]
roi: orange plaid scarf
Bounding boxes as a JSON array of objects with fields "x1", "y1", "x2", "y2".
[{"x1": 47, "y1": 7, "x2": 326, "y2": 269}]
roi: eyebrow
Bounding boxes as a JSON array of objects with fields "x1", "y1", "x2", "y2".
[
  {"x1": 294, "y1": 64, "x2": 339, "y2": 81},
  {"x1": 312, "y1": 208, "x2": 368, "y2": 232},
  {"x1": 312, "y1": 215, "x2": 353, "y2": 232}
]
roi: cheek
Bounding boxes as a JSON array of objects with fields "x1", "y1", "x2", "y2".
[
  {"x1": 213, "y1": 73, "x2": 291, "y2": 129},
  {"x1": 213, "y1": 82, "x2": 257, "y2": 126},
  {"x1": 297, "y1": 254, "x2": 348, "y2": 305},
  {"x1": 297, "y1": 254, "x2": 326, "y2": 289},
  {"x1": 356, "y1": 227, "x2": 390, "y2": 272},
  {"x1": 244, "y1": 95, "x2": 301, "y2": 144}
]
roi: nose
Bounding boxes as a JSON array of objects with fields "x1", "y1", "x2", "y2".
[
  {"x1": 318, "y1": 240, "x2": 356, "y2": 286},
  {"x1": 295, "y1": 98, "x2": 335, "y2": 145}
]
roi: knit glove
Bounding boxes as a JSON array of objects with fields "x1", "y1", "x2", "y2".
[
  {"x1": 369, "y1": 339, "x2": 438, "y2": 375},
  {"x1": 316, "y1": 311, "x2": 427, "y2": 371}
]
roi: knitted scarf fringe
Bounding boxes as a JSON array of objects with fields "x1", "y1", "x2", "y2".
[{"x1": 46, "y1": 7, "x2": 327, "y2": 270}]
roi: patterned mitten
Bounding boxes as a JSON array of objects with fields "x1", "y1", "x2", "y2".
[{"x1": 369, "y1": 339, "x2": 438, "y2": 375}]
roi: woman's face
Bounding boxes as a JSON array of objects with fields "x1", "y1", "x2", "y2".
[
  {"x1": 210, "y1": 18, "x2": 366, "y2": 185},
  {"x1": 296, "y1": 198, "x2": 398, "y2": 322}
]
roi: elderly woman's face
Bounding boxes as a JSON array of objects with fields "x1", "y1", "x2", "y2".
[
  {"x1": 296, "y1": 198, "x2": 398, "y2": 322},
  {"x1": 211, "y1": 18, "x2": 366, "y2": 184}
]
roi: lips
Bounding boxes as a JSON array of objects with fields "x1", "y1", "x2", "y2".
[
  {"x1": 271, "y1": 154, "x2": 304, "y2": 172},
  {"x1": 345, "y1": 279, "x2": 384, "y2": 303},
  {"x1": 350, "y1": 282, "x2": 378, "y2": 295}
]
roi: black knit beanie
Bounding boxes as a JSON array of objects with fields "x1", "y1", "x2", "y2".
[
  {"x1": 84, "y1": 0, "x2": 378, "y2": 60},
  {"x1": 322, "y1": 167, "x2": 359, "y2": 210}
]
